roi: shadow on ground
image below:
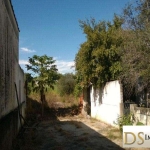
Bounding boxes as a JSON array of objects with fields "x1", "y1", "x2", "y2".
[{"x1": 12, "y1": 97, "x2": 124, "y2": 150}]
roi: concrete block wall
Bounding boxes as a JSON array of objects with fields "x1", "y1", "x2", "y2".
[
  {"x1": 90, "y1": 80, "x2": 124, "y2": 126},
  {"x1": 130, "y1": 104, "x2": 150, "y2": 125}
]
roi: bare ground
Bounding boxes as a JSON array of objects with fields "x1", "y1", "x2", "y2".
[{"x1": 12, "y1": 99, "x2": 150, "y2": 150}]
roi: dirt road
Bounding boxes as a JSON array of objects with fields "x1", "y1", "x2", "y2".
[
  {"x1": 12, "y1": 99, "x2": 150, "y2": 150},
  {"x1": 13, "y1": 114, "x2": 125, "y2": 150}
]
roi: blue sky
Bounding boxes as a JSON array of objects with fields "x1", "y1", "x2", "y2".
[{"x1": 11, "y1": 0, "x2": 132, "y2": 74}]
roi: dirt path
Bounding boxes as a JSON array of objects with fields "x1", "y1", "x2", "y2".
[
  {"x1": 13, "y1": 114, "x2": 124, "y2": 150},
  {"x1": 13, "y1": 114, "x2": 150, "y2": 150},
  {"x1": 12, "y1": 99, "x2": 150, "y2": 150}
]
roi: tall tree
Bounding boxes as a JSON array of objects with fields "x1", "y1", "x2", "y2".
[
  {"x1": 120, "y1": 0, "x2": 150, "y2": 95},
  {"x1": 26, "y1": 55, "x2": 59, "y2": 116},
  {"x1": 75, "y1": 16, "x2": 123, "y2": 87}
]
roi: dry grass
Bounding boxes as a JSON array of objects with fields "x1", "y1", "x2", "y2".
[
  {"x1": 13, "y1": 94, "x2": 80, "y2": 150},
  {"x1": 29, "y1": 91, "x2": 79, "y2": 109},
  {"x1": 106, "y1": 128, "x2": 122, "y2": 140}
]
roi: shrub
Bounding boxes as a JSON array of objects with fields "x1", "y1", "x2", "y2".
[
  {"x1": 115, "y1": 113, "x2": 135, "y2": 131},
  {"x1": 136, "y1": 122, "x2": 144, "y2": 125},
  {"x1": 57, "y1": 73, "x2": 75, "y2": 96}
]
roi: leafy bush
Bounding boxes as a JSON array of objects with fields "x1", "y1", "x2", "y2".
[
  {"x1": 57, "y1": 73, "x2": 75, "y2": 96},
  {"x1": 136, "y1": 122, "x2": 144, "y2": 125},
  {"x1": 115, "y1": 113, "x2": 134, "y2": 131},
  {"x1": 115, "y1": 113, "x2": 145, "y2": 131},
  {"x1": 73, "y1": 83, "x2": 83, "y2": 98}
]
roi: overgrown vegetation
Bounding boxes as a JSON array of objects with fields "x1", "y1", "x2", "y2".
[
  {"x1": 75, "y1": 0, "x2": 150, "y2": 97},
  {"x1": 75, "y1": 16, "x2": 123, "y2": 87},
  {"x1": 120, "y1": 0, "x2": 150, "y2": 96},
  {"x1": 24, "y1": 0, "x2": 150, "y2": 117},
  {"x1": 115, "y1": 113, "x2": 144, "y2": 131},
  {"x1": 26, "y1": 55, "x2": 60, "y2": 116},
  {"x1": 25, "y1": 70, "x2": 79, "y2": 115},
  {"x1": 115, "y1": 113, "x2": 134, "y2": 131},
  {"x1": 57, "y1": 73, "x2": 75, "y2": 96}
]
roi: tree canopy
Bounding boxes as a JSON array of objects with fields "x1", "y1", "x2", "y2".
[
  {"x1": 75, "y1": 16, "x2": 123, "y2": 87},
  {"x1": 26, "y1": 55, "x2": 59, "y2": 93},
  {"x1": 26, "y1": 55, "x2": 60, "y2": 116},
  {"x1": 120, "y1": 0, "x2": 150, "y2": 93},
  {"x1": 75, "y1": 0, "x2": 150, "y2": 97}
]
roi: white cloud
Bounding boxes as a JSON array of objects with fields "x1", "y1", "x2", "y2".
[
  {"x1": 19, "y1": 59, "x2": 75, "y2": 74},
  {"x1": 55, "y1": 60, "x2": 75, "y2": 74},
  {"x1": 19, "y1": 60, "x2": 29, "y2": 65},
  {"x1": 20, "y1": 47, "x2": 36, "y2": 53}
]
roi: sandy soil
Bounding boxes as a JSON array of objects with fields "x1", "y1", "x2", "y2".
[
  {"x1": 12, "y1": 100, "x2": 150, "y2": 150},
  {"x1": 12, "y1": 114, "x2": 124, "y2": 150}
]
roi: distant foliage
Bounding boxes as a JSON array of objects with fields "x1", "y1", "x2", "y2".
[
  {"x1": 57, "y1": 73, "x2": 75, "y2": 96},
  {"x1": 73, "y1": 83, "x2": 83, "y2": 98}
]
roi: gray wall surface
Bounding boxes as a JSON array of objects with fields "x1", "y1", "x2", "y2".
[
  {"x1": 0, "y1": 0, "x2": 26, "y2": 150},
  {"x1": 0, "y1": 0, "x2": 21, "y2": 119}
]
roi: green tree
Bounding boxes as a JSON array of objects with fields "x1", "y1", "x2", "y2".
[
  {"x1": 120, "y1": 0, "x2": 150, "y2": 94},
  {"x1": 122, "y1": 0, "x2": 150, "y2": 30},
  {"x1": 26, "y1": 55, "x2": 59, "y2": 116},
  {"x1": 75, "y1": 16, "x2": 123, "y2": 87},
  {"x1": 57, "y1": 73, "x2": 75, "y2": 96},
  {"x1": 25, "y1": 73, "x2": 33, "y2": 95}
]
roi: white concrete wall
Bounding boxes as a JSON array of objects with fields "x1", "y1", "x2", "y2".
[
  {"x1": 130, "y1": 104, "x2": 150, "y2": 125},
  {"x1": 91, "y1": 80, "x2": 123, "y2": 126}
]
